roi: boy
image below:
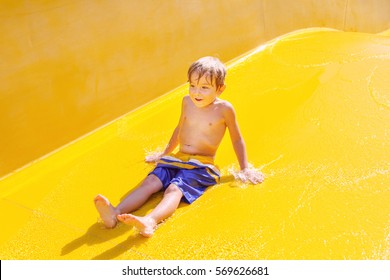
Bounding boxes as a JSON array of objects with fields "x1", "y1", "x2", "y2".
[{"x1": 94, "y1": 56, "x2": 264, "y2": 237}]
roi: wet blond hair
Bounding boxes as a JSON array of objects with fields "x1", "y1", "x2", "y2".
[{"x1": 187, "y1": 56, "x2": 227, "y2": 89}]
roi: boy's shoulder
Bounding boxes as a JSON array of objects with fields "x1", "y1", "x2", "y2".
[
  {"x1": 182, "y1": 95, "x2": 191, "y2": 103},
  {"x1": 213, "y1": 99, "x2": 237, "y2": 121},
  {"x1": 215, "y1": 98, "x2": 235, "y2": 113},
  {"x1": 215, "y1": 98, "x2": 233, "y2": 107}
]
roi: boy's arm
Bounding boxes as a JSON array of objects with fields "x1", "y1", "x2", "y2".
[
  {"x1": 161, "y1": 125, "x2": 180, "y2": 156},
  {"x1": 224, "y1": 103, "x2": 264, "y2": 184},
  {"x1": 145, "y1": 97, "x2": 185, "y2": 162},
  {"x1": 224, "y1": 103, "x2": 249, "y2": 170}
]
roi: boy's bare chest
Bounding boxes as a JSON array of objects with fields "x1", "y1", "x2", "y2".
[{"x1": 183, "y1": 108, "x2": 225, "y2": 131}]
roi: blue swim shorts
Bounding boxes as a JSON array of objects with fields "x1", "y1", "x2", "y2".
[{"x1": 149, "y1": 152, "x2": 220, "y2": 204}]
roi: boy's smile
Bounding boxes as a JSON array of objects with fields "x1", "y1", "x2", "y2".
[{"x1": 189, "y1": 73, "x2": 225, "y2": 108}]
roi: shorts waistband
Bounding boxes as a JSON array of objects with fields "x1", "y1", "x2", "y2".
[{"x1": 157, "y1": 152, "x2": 220, "y2": 176}]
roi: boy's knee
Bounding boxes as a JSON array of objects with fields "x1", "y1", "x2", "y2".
[
  {"x1": 165, "y1": 184, "x2": 182, "y2": 196},
  {"x1": 146, "y1": 174, "x2": 161, "y2": 185},
  {"x1": 142, "y1": 174, "x2": 163, "y2": 193}
]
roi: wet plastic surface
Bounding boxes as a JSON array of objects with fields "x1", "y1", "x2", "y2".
[{"x1": 0, "y1": 28, "x2": 389, "y2": 259}]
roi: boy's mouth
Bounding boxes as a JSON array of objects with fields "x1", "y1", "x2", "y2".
[{"x1": 195, "y1": 98, "x2": 203, "y2": 102}]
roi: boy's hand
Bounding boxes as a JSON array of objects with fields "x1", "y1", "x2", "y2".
[
  {"x1": 237, "y1": 167, "x2": 265, "y2": 184},
  {"x1": 145, "y1": 152, "x2": 163, "y2": 163}
]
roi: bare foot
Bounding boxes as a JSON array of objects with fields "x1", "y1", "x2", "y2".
[
  {"x1": 94, "y1": 194, "x2": 118, "y2": 228},
  {"x1": 117, "y1": 214, "x2": 156, "y2": 237}
]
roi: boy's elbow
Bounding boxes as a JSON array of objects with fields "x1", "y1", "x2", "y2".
[{"x1": 232, "y1": 137, "x2": 245, "y2": 147}]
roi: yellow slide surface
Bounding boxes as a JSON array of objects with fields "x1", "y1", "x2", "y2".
[{"x1": 1, "y1": 27, "x2": 389, "y2": 259}]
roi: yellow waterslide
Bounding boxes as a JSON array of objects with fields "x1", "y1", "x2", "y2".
[{"x1": 1, "y1": 2, "x2": 390, "y2": 260}]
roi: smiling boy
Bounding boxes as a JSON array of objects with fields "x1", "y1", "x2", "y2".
[{"x1": 94, "y1": 56, "x2": 263, "y2": 237}]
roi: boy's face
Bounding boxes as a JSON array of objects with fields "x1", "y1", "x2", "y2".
[{"x1": 188, "y1": 73, "x2": 225, "y2": 108}]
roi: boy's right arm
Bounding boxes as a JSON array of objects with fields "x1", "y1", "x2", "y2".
[
  {"x1": 161, "y1": 125, "x2": 180, "y2": 156},
  {"x1": 145, "y1": 97, "x2": 186, "y2": 163}
]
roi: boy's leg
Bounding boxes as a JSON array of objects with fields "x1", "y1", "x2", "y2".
[
  {"x1": 116, "y1": 174, "x2": 163, "y2": 213},
  {"x1": 94, "y1": 174, "x2": 163, "y2": 228},
  {"x1": 117, "y1": 183, "x2": 183, "y2": 237}
]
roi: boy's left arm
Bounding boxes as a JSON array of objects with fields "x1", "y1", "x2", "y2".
[{"x1": 224, "y1": 103, "x2": 264, "y2": 184}]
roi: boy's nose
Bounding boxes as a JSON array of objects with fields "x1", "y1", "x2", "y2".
[{"x1": 194, "y1": 88, "x2": 202, "y2": 95}]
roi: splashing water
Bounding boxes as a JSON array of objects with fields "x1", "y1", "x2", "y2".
[{"x1": 227, "y1": 163, "x2": 265, "y2": 188}]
